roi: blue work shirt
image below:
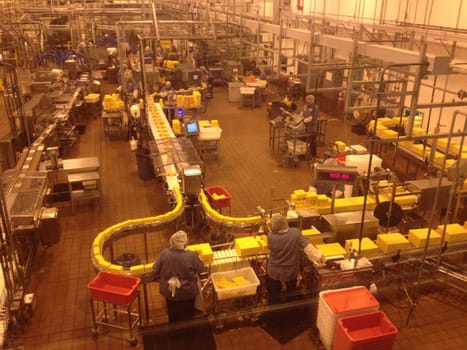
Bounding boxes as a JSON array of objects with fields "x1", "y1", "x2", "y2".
[
  {"x1": 267, "y1": 227, "x2": 309, "y2": 282},
  {"x1": 153, "y1": 248, "x2": 205, "y2": 300}
]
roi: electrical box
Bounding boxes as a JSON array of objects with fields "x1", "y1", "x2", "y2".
[{"x1": 182, "y1": 165, "x2": 202, "y2": 197}]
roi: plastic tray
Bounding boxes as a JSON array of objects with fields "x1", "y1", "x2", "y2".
[
  {"x1": 88, "y1": 271, "x2": 141, "y2": 305},
  {"x1": 205, "y1": 185, "x2": 232, "y2": 208},
  {"x1": 317, "y1": 286, "x2": 380, "y2": 350},
  {"x1": 333, "y1": 311, "x2": 398, "y2": 350},
  {"x1": 211, "y1": 267, "x2": 260, "y2": 301}
]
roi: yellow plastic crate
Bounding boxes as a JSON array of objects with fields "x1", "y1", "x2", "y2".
[
  {"x1": 186, "y1": 243, "x2": 213, "y2": 263},
  {"x1": 376, "y1": 233, "x2": 410, "y2": 253},
  {"x1": 344, "y1": 238, "x2": 380, "y2": 258},
  {"x1": 234, "y1": 236, "x2": 261, "y2": 256},
  {"x1": 408, "y1": 228, "x2": 441, "y2": 248},
  {"x1": 316, "y1": 243, "x2": 347, "y2": 258},
  {"x1": 436, "y1": 223, "x2": 467, "y2": 243}
]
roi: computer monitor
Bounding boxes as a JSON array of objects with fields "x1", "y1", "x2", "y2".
[{"x1": 185, "y1": 121, "x2": 199, "y2": 136}]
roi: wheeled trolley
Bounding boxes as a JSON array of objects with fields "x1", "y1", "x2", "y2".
[{"x1": 88, "y1": 271, "x2": 142, "y2": 346}]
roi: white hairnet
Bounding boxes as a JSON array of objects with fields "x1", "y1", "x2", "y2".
[
  {"x1": 169, "y1": 231, "x2": 188, "y2": 250},
  {"x1": 305, "y1": 94, "x2": 315, "y2": 104},
  {"x1": 270, "y1": 214, "x2": 289, "y2": 233}
]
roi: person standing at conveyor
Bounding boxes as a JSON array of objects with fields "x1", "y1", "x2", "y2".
[
  {"x1": 302, "y1": 94, "x2": 320, "y2": 157},
  {"x1": 159, "y1": 80, "x2": 176, "y2": 123},
  {"x1": 152, "y1": 231, "x2": 205, "y2": 323},
  {"x1": 266, "y1": 214, "x2": 325, "y2": 304}
]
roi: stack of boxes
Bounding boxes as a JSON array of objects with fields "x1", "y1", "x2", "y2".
[{"x1": 102, "y1": 93, "x2": 125, "y2": 111}]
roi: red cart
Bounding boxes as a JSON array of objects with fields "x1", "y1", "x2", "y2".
[
  {"x1": 205, "y1": 185, "x2": 232, "y2": 214},
  {"x1": 88, "y1": 271, "x2": 142, "y2": 346}
]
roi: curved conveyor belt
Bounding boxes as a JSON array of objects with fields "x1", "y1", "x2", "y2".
[{"x1": 91, "y1": 187, "x2": 263, "y2": 277}]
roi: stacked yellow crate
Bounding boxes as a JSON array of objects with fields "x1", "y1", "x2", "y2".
[
  {"x1": 186, "y1": 243, "x2": 214, "y2": 263},
  {"x1": 290, "y1": 189, "x2": 308, "y2": 209},
  {"x1": 234, "y1": 237, "x2": 261, "y2": 256},
  {"x1": 102, "y1": 93, "x2": 125, "y2": 111}
]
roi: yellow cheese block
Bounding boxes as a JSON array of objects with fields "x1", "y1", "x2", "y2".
[
  {"x1": 234, "y1": 236, "x2": 261, "y2": 256},
  {"x1": 437, "y1": 223, "x2": 467, "y2": 243},
  {"x1": 376, "y1": 233, "x2": 410, "y2": 253},
  {"x1": 255, "y1": 235, "x2": 270, "y2": 254},
  {"x1": 187, "y1": 243, "x2": 214, "y2": 263},
  {"x1": 410, "y1": 144, "x2": 430, "y2": 157},
  {"x1": 302, "y1": 227, "x2": 325, "y2": 244},
  {"x1": 316, "y1": 194, "x2": 330, "y2": 207},
  {"x1": 214, "y1": 276, "x2": 250, "y2": 289},
  {"x1": 398, "y1": 140, "x2": 413, "y2": 149},
  {"x1": 377, "y1": 129, "x2": 399, "y2": 139},
  {"x1": 335, "y1": 141, "x2": 346, "y2": 153},
  {"x1": 345, "y1": 238, "x2": 380, "y2": 258},
  {"x1": 408, "y1": 228, "x2": 441, "y2": 248},
  {"x1": 377, "y1": 117, "x2": 396, "y2": 127},
  {"x1": 412, "y1": 127, "x2": 427, "y2": 136},
  {"x1": 316, "y1": 243, "x2": 347, "y2": 257}
]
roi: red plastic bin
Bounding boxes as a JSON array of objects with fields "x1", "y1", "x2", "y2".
[
  {"x1": 88, "y1": 271, "x2": 141, "y2": 305},
  {"x1": 205, "y1": 185, "x2": 232, "y2": 208},
  {"x1": 333, "y1": 311, "x2": 398, "y2": 350}
]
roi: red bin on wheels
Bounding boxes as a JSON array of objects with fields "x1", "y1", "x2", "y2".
[
  {"x1": 205, "y1": 185, "x2": 232, "y2": 214},
  {"x1": 88, "y1": 271, "x2": 142, "y2": 346}
]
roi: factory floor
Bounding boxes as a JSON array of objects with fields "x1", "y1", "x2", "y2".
[{"x1": 1, "y1": 80, "x2": 466, "y2": 350}]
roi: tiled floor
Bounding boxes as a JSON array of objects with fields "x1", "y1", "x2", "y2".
[{"x1": 1, "y1": 80, "x2": 466, "y2": 349}]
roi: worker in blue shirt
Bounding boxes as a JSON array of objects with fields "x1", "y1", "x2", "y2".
[
  {"x1": 153, "y1": 231, "x2": 205, "y2": 323},
  {"x1": 302, "y1": 94, "x2": 320, "y2": 157},
  {"x1": 266, "y1": 214, "x2": 324, "y2": 304}
]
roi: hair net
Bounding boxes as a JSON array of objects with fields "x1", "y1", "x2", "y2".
[
  {"x1": 270, "y1": 214, "x2": 289, "y2": 233},
  {"x1": 169, "y1": 231, "x2": 188, "y2": 250},
  {"x1": 305, "y1": 94, "x2": 315, "y2": 104}
]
